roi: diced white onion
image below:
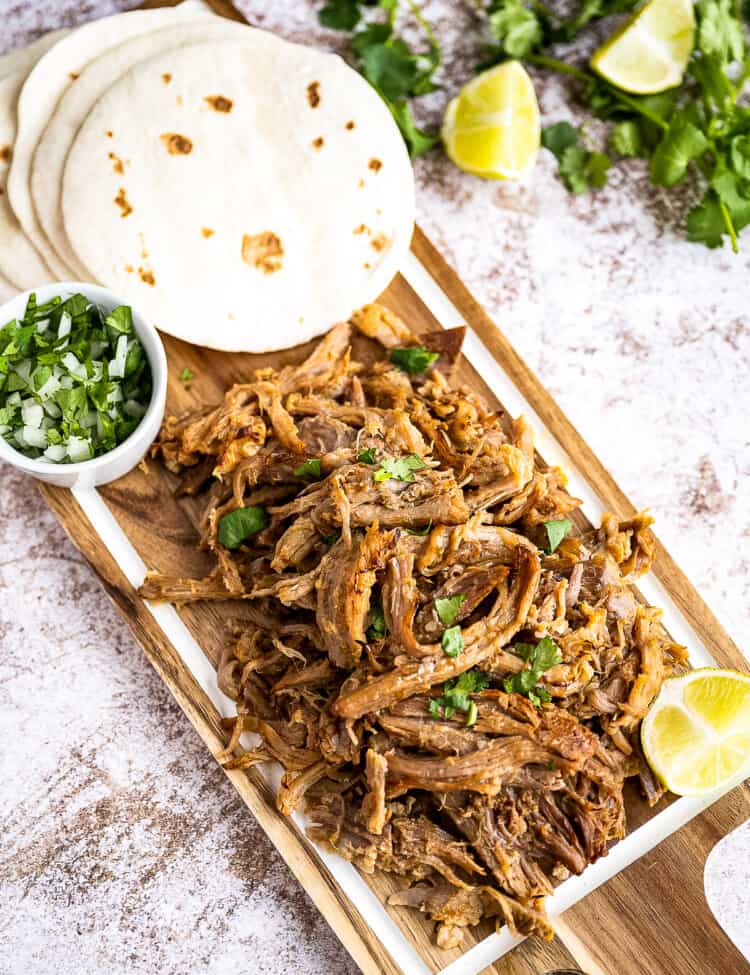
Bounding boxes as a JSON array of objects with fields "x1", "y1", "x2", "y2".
[
  {"x1": 123, "y1": 399, "x2": 146, "y2": 418},
  {"x1": 44, "y1": 444, "x2": 67, "y2": 462},
  {"x1": 109, "y1": 335, "x2": 128, "y2": 379},
  {"x1": 108, "y1": 384, "x2": 123, "y2": 403},
  {"x1": 37, "y1": 375, "x2": 61, "y2": 400},
  {"x1": 0, "y1": 424, "x2": 10, "y2": 436},
  {"x1": 6, "y1": 391, "x2": 21, "y2": 406},
  {"x1": 80, "y1": 410, "x2": 98, "y2": 429},
  {"x1": 58, "y1": 375, "x2": 74, "y2": 389},
  {"x1": 22, "y1": 425, "x2": 47, "y2": 448},
  {"x1": 43, "y1": 401, "x2": 62, "y2": 418},
  {"x1": 14, "y1": 361, "x2": 31, "y2": 383},
  {"x1": 90, "y1": 341, "x2": 106, "y2": 358},
  {"x1": 66, "y1": 436, "x2": 92, "y2": 462},
  {"x1": 21, "y1": 401, "x2": 44, "y2": 428},
  {"x1": 36, "y1": 318, "x2": 50, "y2": 334},
  {"x1": 57, "y1": 312, "x2": 72, "y2": 339}
]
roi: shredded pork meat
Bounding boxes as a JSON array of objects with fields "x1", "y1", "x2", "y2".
[{"x1": 140, "y1": 304, "x2": 687, "y2": 947}]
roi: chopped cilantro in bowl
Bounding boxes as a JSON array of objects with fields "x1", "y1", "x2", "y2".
[{"x1": 0, "y1": 291, "x2": 153, "y2": 464}]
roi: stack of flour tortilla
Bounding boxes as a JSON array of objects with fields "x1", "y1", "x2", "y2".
[{"x1": 0, "y1": 1, "x2": 415, "y2": 351}]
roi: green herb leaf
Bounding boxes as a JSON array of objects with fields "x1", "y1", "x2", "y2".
[
  {"x1": 696, "y1": 0, "x2": 744, "y2": 63},
  {"x1": 441, "y1": 625, "x2": 463, "y2": 658},
  {"x1": 406, "y1": 520, "x2": 432, "y2": 536},
  {"x1": 488, "y1": 0, "x2": 544, "y2": 58},
  {"x1": 503, "y1": 635, "x2": 561, "y2": 705},
  {"x1": 435, "y1": 594, "x2": 465, "y2": 627},
  {"x1": 390, "y1": 345, "x2": 439, "y2": 374},
  {"x1": 358, "y1": 447, "x2": 377, "y2": 464},
  {"x1": 429, "y1": 669, "x2": 489, "y2": 721},
  {"x1": 388, "y1": 100, "x2": 439, "y2": 157},
  {"x1": 180, "y1": 366, "x2": 195, "y2": 382},
  {"x1": 686, "y1": 190, "x2": 727, "y2": 248},
  {"x1": 218, "y1": 506, "x2": 268, "y2": 549},
  {"x1": 465, "y1": 699, "x2": 478, "y2": 727},
  {"x1": 373, "y1": 453, "x2": 426, "y2": 483},
  {"x1": 293, "y1": 458, "x2": 322, "y2": 480},
  {"x1": 366, "y1": 602, "x2": 388, "y2": 641},
  {"x1": 319, "y1": 0, "x2": 361, "y2": 31},
  {"x1": 610, "y1": 119, "x2": 644, "y2": 157},
  {"x1": 543, "y1": 517, "x2": 572, "y2": 554},
  {"x1": 542, "y1": 124, "x2": 610, "y2": 194},
  {"x1": 649, "y1": 118, "x2": 709, "y2": 187}
]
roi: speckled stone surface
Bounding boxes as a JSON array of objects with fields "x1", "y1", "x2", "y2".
[{"x1": 1, "y1": 2, "x2": 749, "y2": 973}]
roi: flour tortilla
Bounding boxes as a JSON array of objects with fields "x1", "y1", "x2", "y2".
[
  {"x1": 33, "y1": 16, "x2": 280, "y2": 280},
  {"x1": 0, "y1": 70, "x2": 55, "y2": 288},
  {"x1": 7, "y1": 1, "x2": 211, "y2": 279},
  {"x1": 62, "y1": 39, "x2": 415, "y2": 352},
  {"x1": 0, "y1": 30, "x2": 69, "y2": 82},
  {"x1": 0, "y1": 31, "x2": 70, "y2": 289}
]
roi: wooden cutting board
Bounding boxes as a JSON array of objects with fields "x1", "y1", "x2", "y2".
[{"x1": 37, "y1": 2, "x2": 750, "y2": 973}]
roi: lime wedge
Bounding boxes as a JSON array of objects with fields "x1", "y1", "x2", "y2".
[
  {"x1": 441, "y1": 61, "x2": 540, "y2": 180},
  {"x1": 590, "y1": 0, "x2": 695, "y2": 94},
  {"x1": 641, "y1": 668, "x2": 750, "y2": 796}
]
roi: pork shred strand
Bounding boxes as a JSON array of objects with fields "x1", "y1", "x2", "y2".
[{"x1": 140, "y1": 303, "x2": 682, "y2": 947}]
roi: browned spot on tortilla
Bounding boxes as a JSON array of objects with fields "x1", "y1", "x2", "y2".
[
  {"x1": 176, "y1": 95, "x2": 183, "y2": 107},
  {"x1": 363, "y1": 262, "x2": 371, "y2": 269},
  {"x1": 307, "y1": 81, "x2": 321, "y2": 108},
  {"x1": 345, "y1": 120, "x2": 355, "y2": 130},
  {"x1": 0, "y1": 144, "x2": 11, "y2": 164},
  {"x1": 205, "y1": 94, "x2": 233, "y2": 113},
  {"x1": 369, "y1": 158, "x2": 382, "y2": 172},
  {"x1": 312, "y1": 136, "x2": 324, "y2": 150},
  {"x1": 161, "y1": 133, "x2": 193, "y2": 155},
  {"x1": 201, "y1": 227, "x2": 215, "y2": 238},
  {"x1": 162, "y1": 72, "x2": 172, "y2": 84},
  {"x1": 241, "y1": 232, "x2": 284, "y2": 274},
  {"x1": 370, "y1": 232, "x2": 388, "y2": 252},
  {"x1": 138, "y1": 267, "x2": 156, "y2": 286},
  {"x1": 114, "y1": 188, "x2": 133, "y2": 218},
  {"x1": 124, "y1": 264, "x2": 133, "y2": 273},
  {"x1": 106, "y1": 130, "x2": 113, "y2": 138},
  {"x1": 108, "y1": 151, "x2": 124, "y2": 175},
  {"x1": 69, "y1": 72, "x2": 79, "y2": 81},
  {"x1": 357, "y1": 178, "x2": 365, "y2": 188},
  {"x1": 353, "y1": 224, "x2": 367, "y2": 235},
  {"x1": 228, "y1": 312, "x2": 235, "y2": 320}
]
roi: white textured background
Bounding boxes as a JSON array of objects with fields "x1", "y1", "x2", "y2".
[{"x1": 1, "y1": 2, "x2": 749, "y2": 974}]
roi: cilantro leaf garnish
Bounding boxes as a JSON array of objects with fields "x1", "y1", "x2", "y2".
[
  {"x1": 357, "y1": 447, "x2": 377, "y2": 464},
  {"x1": 373, "y1": 453, "x2": 426, "y2": 483},
  {"x1": 435, "y1": 594, "x2": 465, "y2": 627},
  {"x1": 293, "y1": 458, "x2": 322, "y2": 480},
  {"x1": 218, "y1": 506, "x2": 268, "y2": 549},
  {"x1": 390, "y1": 345, "x2": 439, "y2": 374},
  {"x1": 503, "y1": 636, "x2": 561, "y2": 705},
  {"x1": 180, "y1": 366, "x2": 194, "y2": 382},
  {"x1": 366, "y1": 602, "x2": 388, "y2": 641},
  {"x1": 429, "y1": 669, "x2": 489, "y2": 725},
  {"x1": 543, "y1": 518, "x2": 572, "y2": 554},
  {"x1": 542, "y1": 122, "x2": 611, "y2": 195},
  {"x1": 441, "y1": 625, "x2": 463, "y2": 658},
  {"x1": 406, "y1": 520, "x2": 432, "y2": 536}
]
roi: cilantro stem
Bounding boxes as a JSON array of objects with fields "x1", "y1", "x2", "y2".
[
  {"x1": 719, "y1": 198, "x2": 739, "y2": 254},
  {"x1": 526, "y1": 0, "x2": 556, "y2": 20},
  {"x1": 528, "y1": 55, "x2": 669, "y2": 132},
  {"x1": 406, "y1": 0, "x2": 440, "y2": 61},
  {"x1": 526, "y1": 53, "x2": 590, "y2": 82}
]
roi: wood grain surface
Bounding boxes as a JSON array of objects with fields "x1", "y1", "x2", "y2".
[{"x1": 38, "y1": 2, "x2": 750, "y2": 974}]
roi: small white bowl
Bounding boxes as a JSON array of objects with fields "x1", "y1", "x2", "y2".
[{"x1": 0, "y1": 282, "x2": 167, "y2": 488}]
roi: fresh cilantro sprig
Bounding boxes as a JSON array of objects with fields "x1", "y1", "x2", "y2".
[
  {"x1": 502, "y1": 0, "x2": 750, "y2": 251},
  {"x1": 429, "y1": 668, "x2": 489, "y2": 725},
  {"x1": 318, "y1": 0, "x2": 440, "y2": 157},
  {"x1": 390, "y1": 345, "x2": 439, "y2": 374},
  {"x1": 293, "y1": 458, "x2": 322, "y2": 480},
  {"x1": 218, "y1": 506, "x2": 268, "y2": 549},
  {"x1": 503, "y1": 635, "x2": 561, "y2": 706},
  {"x1": 373, "y1": 452, "x2": 426, "y2": 482}
]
